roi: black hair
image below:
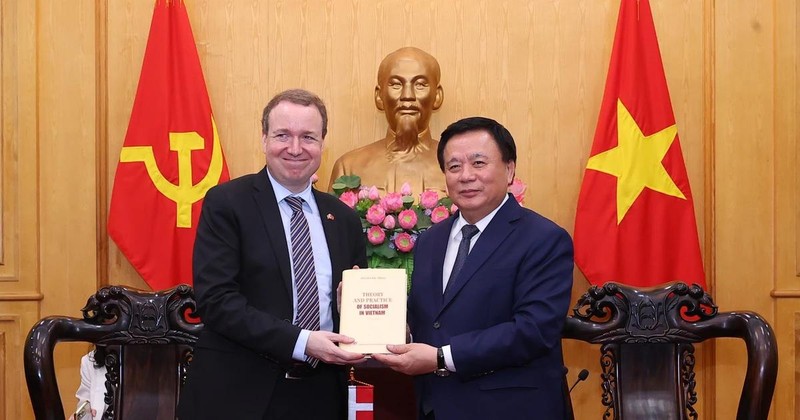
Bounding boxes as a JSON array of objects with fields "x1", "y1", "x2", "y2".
[
  {"x1": 92, "y1": 345, "x2": 107, "y2": 368},
  {"x1": 436, "y1": 116, "x2": 517, "y2": 171}
]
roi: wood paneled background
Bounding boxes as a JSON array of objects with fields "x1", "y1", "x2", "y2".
[{"x1": 1, "y1": 0, "x2": 796, "y2": 418}]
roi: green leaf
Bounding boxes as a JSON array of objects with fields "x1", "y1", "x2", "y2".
[
  {"x1": 371, "y1": 242, "x2": 398, "y2": 259},
  {"x1": 414, "y1": 208, "x2": 432, "y2": 229},
  {"x1": 331, "y1": 183, "x2": 347, "y2": 195},
  {"x1": 369, "y1": 254, "x2": 404, "y2": 268},
  {"x1": 334, "y1": 175, "x2": 362, "y2": 189}
]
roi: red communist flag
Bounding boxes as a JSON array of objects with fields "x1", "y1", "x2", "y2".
[
  {"x1": 573, "y1": 0, "x2": 705, "y2": 288},
  {"x1": 108, "y1": 0, "x2": 229, "y2": 290}
]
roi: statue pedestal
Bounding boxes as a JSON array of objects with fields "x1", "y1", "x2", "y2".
[{"x1": 353, "y1": 360, "x2": 416, "y2": 419}]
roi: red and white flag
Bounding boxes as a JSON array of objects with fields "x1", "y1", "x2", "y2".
[
  {"x1": 108, "y1": 0, "x2": 229, "y2": 290},
  {"x1": 348, "y1": 382, "x2": 374, "y2": 420},
  {"x1": 573, "y1": 0, "x2": 705, "y2": 288}
]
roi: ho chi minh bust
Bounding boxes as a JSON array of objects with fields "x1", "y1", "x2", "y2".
[{"x1": 329, "y1": 47, "x2": 446, "y2": 194}]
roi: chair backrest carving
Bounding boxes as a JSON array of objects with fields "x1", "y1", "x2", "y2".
[
  {"x1": 24, "y1": 285, "x2": 202, "y2": 420},
  {"x1": 563, "y1": 282, "x2": 777, "y2": 420}
]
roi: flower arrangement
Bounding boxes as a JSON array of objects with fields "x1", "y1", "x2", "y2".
[
  {"x1": 331, "y1": 175, "x2": 454, "y2": 290},
  {"x1": 331, "y1": 175, "x2": 527, "y2": 292}
]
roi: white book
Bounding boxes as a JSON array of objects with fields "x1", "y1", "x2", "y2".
[{"x1": 339, "y1": 268, "x2": 407, "y2": 354}]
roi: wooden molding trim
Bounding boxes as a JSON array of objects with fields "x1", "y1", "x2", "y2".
[
  {"x1": 795, "y1": 0, "x2": 800, "y2": 278},
  {"x1": 701, "y1": 0, "x2": 716, "y2": 419},
  {"x1": 702, "y1": 0, "x2": 716, "y2": 295},
  {"x1": 771, "y1": 289, "x2": 800, "y2": 299},
  {"x1": 0, "y1": 293, "x2": 43, "y2": 301},
  {"x1": 95, "y1": 0, "x2": 109, "y2": 288}
]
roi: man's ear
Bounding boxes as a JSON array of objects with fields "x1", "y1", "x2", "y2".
[
  {"x1": 260, "y1": 133, "x2": 268, "y2": 154},
  {"x1": 506, "y1": 160, "x2": 516, "y2": 185},
  {"x1": 432, "y1": 85, "x2": 444, "y2": 110},
  {"x1": 374, "y1": 86, "x2": 385, "y2": 111}
]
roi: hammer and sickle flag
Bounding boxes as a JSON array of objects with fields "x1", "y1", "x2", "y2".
[
  {"x1": 573, "y1": 0, "x2": 705, "y2": 288},
  {"x1": 108, "y1": 0, "x2": 230, "y2": 290}
]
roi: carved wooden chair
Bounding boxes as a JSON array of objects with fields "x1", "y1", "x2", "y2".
[
  {"x1": 24, "y1": 285, "x2": 202, "y2": 420},
  {"x1": 562, "y1": 282, "x2": 777, "y2": 420}
]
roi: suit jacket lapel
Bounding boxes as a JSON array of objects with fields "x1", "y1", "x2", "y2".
[
  {"x1": 422, "y1": 217, "x2": 452, "y2": 312},
  {"x1": 431, "y1": 216, "x2": 450, "y2": 294},
  {"x1": 313, "y1": 189, "x2": 343, "y2": 275},
  {"x1": 440, "y1": 198, "x2": 522, "y2": 313},
  {"x1": 252, "y1": 167, "x2": 293, "y2": 295}
]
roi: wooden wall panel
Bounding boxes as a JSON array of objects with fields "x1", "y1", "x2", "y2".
[
  {"x1": 0, "y1": 0, "x2": 37, "y2": 290},
  {"x1": 2, "y1": 0, "x2": 48, "y2": 418},
  {"x1": 38, "y1": 0, "x2": 99, "y2": 311},
  {"x1": 773, "y1": 0, "x2": 798, "y2": 416},
  {"x1": 2, "y1": 0, "x2": 41, "y2": 312},
  {"x1": 0, "y1": 315, "x2": 21, "y2": 420},
  {"x1": 0, "y1": 306, "x2": 42, "y2": 420},
  {"x1": 0, "y1": 0, "x2": 5, "y2": 268},
  {"x1": 714, "y1": 1, "x2": 776, "y2": 418},
  {"x1": 37, "y1": 0, "x2": 100, "y2": 413},
  {"x1": 0, "y1": 331, "x2": 5, "y2": 419}
]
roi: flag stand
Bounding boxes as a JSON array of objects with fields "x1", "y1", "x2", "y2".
[{"x1": 348, "y1": 367, "x2": 374, "y2": 420}]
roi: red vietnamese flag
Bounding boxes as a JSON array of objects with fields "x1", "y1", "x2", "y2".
[
  {"x1": 108, "y1": 0, "x2": 229, "y2": 290},
  {"x1": 573, "y1": 0, "x2": 705, "y2": 288}
]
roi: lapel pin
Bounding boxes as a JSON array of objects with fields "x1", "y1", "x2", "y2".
[{"x1": 326, "y1": 213, "x2": 335, "y2": 221}]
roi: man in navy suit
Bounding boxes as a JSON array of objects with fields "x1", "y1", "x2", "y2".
[
  {"x1": 178, "y1": 89, "x2": 367, "y2": 419},
  {"x1": 373, "y1": 117, "x2": 574, "y2": 419}
]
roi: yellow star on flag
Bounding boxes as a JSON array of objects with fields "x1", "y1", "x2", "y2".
[{"x1": 586, "y1": 99, "x2": 685, "y2": 223}]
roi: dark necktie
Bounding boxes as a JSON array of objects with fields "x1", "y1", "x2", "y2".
[
  {"x1": 285, "y1": 196, "x2": 320, "y2": 366},
  {"x1": 445, "y1": 224, "x2": 480, "y2": 295}
]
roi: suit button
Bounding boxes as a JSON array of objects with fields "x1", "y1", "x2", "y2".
[{"x1": 433, "y1": 322, "x2": 440, "y2": 329}]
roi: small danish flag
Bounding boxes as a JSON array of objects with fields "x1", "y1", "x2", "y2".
[{"x1": 348, "y1": 368, "x2": 374, "y2": 420}]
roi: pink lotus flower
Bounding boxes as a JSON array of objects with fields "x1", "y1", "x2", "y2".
[
  {"x1": 508, "y1": 178, "x2": 527, "y2": 203},
  {"x1": 365, "y1": 205, "x2": 386, "y2": 225},
  {"x1": 419, "y1": 190, "x2": 439, "y2": 209},
  {"x1": 450, "y1": 203, "x2": 459, "y2": 214},
  {"x1": 430, "y1": 206, "x2": 450, "y2": 223},
  {"x1": 394, "y1": 232, "x2": 414, "y2": 252},
  {"x1": 368, "y1": 186, "x2": 380, "y2": 201},
  {"x1": 397, "y1": 209, "x2": 418, "y2": 230},
  {"x1": 358, "y1": 187, "x2": 370, "y2": 200},
  {"x1": 367, "y1": 226, "x2": 386, "y2": 245},
  {"x1": 381, "y1": 192, "x2": 404, "y2": 213},
  {"x1": 383, "y1": 215, "x2": 396, "y2": 230},
  {"x1": 400, "y1": 182, "x2": 413, "y2": 196},
  {"x1": 339, "y1": 191, "x2": 358, "y2": 208}
]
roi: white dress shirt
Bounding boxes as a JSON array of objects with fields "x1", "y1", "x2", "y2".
[
  {"x1": 441, "y1": 194, "x2": 509, "y2": 371},
  {"x1": 266, "y1": 169, "x2": 333, "y2": 362}
]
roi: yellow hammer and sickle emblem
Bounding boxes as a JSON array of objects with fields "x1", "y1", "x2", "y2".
[{"x1": 119, "y1": 117, "x2": 225, "y2": 228}]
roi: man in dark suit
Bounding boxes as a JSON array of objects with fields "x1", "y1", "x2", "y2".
[
  {"x1": 178, "y1": 89, "x2": 368, "y2": 420},
  {"x1": 372, "y1": 117, "x2": 574, "y2": 419}
]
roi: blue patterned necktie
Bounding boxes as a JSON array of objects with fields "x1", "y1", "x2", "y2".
[
  {"x1": 445, "y1": 224, "x2": 480, "y2": 295},
  {"x1": 285, "y1": 196, "x2": 320, "y2": 366}
]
